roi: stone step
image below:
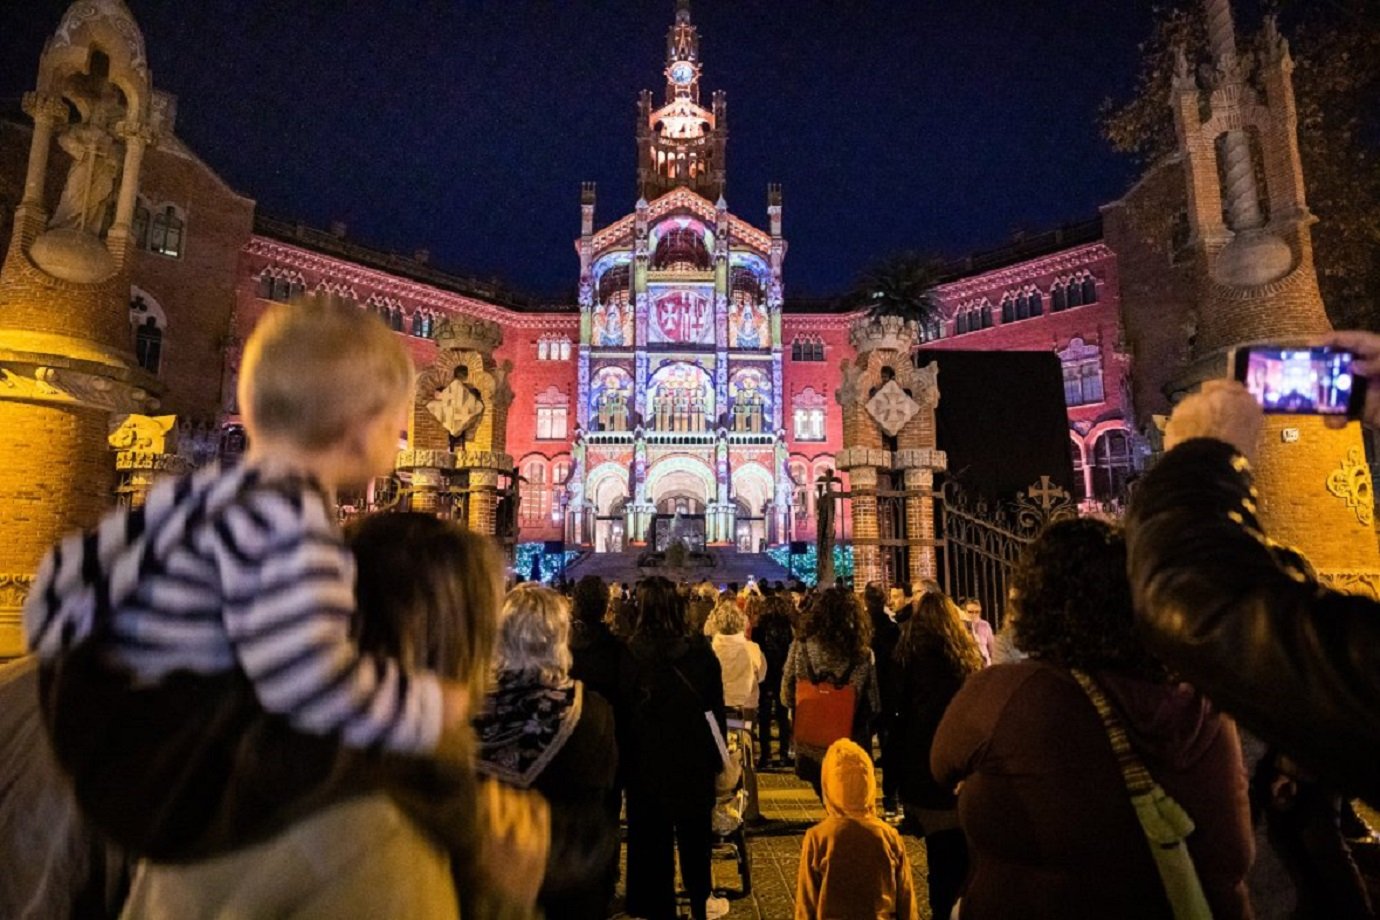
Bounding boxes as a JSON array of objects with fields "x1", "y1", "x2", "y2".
[{"x1": 564, "y1": 547, "x2": 791, "y2": 586}]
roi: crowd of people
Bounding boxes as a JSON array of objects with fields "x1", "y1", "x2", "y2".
[{"x1": 1, "y1": 297, "x2": 1378, "y2": 919}]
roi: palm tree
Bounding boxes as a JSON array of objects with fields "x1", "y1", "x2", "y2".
[{"x1": 854, "y1": 250, "x2": 945, "y2": 327}]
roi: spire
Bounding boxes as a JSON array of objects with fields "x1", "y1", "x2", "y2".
[{"x1": 636, "y1": 0, "x2": 725, "y2": 200}]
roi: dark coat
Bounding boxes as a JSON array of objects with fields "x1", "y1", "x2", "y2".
[
  {"x1": 1126, "y1": 437, "x2": 1380, "y2": 805},
  {"x1": 932, "y1": 660, "x2": 1253, "y2": 919},
  {"x1": 569, "y1": 620, "x2": 622, "y2": 709},
  {"x1": 530, "y1": 689, "x2": 619, "y2": 920},
  {"x1": 890, "y1": 640, "x2": 966, "y2": 812},
  {"x1": 616, "y1": 634, "x2": 726, "y2": 810},
  {"x1": 869, "y1": 608, "x2": 901, "y2": 720}
]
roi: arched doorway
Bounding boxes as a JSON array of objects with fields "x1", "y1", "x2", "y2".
[
  {"x1": 586, "y1": 462, "x2": 630, "y2": 553},
  {"x1": 731, "y1": 462, "x2": 774, "y2": 552},
  {"x1": 646, "y1": 457, "x2": 714, "y2": 551}
]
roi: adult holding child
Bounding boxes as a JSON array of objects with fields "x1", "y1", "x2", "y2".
[
  {"x1": 475, "y1": 584, "x2": 619, "y2": 920},
  {"x1": 121, "y1": 513, "x2": 549, "y2": 917},
  {"x1": 23, "y1": 298, "x2": 545, "y2": 917}
]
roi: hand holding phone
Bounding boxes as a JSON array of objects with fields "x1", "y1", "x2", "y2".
[
  {"x1": 1322, "y1": 331, "x2": 1380, "y2": 430},
  {"x1": 1231, "y1": 344, "x2": 1364, "y2": 418}
]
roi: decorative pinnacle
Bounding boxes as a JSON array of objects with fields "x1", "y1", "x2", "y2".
[
  {"x1": 1205, "y1": 0, "x2": 1239, "y2": 70},
  {"x1": 676, "y1": 0, "x2": 691, "y2": 24}
]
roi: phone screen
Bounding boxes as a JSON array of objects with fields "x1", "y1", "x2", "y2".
[{"x1": 1236, "y1": 347, "x2": 1357, "y2": 416}]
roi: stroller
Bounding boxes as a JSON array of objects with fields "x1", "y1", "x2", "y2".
[{"x1": 709, "y1": 709, "x2": 754, "y2": 897}]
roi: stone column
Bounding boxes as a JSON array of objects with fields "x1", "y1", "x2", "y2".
[
  {"x1": 107, "y1": 122, "x2": 152, "y2": 259},
  {"x1": 901, "y1": 465, "x2": 937, "y2": 583},
  {"x1": 20, "y1": 92, "x2": 65, "y2": 210},
  {"x1": 396, "y1": 449, "x2": 456, "y2": 515},
  {"x1": 847, "y1": 465, "x2": 882, "y2": 589},
  {"x1": 467, "y1": 466, "x2": 500, "y2": 535}
]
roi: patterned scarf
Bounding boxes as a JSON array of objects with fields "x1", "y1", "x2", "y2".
[{"x1": 474, "y1": 673, "x2": 582, "y2": 789}]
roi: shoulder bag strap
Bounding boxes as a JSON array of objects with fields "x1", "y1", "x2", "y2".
[{"x1": 1069, "y1": 669, "x2": 1214, "y2": 920}]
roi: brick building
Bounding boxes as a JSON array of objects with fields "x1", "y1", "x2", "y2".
[{"x1": 24, "y1": 0, "x2": 1352, "y2": 631}]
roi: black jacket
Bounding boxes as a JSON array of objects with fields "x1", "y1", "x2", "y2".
[
  {"x1": 891, "y1": 641, "x2": 966, "y2": 812},
  {"x1": 616, "y1": 634, "x2": 726, "y2": 809},
  {"x1": 570, "y1": 620, "x2": 622, "y2": 709},
  {"x1": 1125, "y1": 437, "x2": 1380, "y2": 805}
]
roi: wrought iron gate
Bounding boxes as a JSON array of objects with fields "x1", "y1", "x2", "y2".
[
  {"x1": 936, "y1": 475, "x2": 1078, "y2": 629},
  {"x1": 876, "y1": 471, "x2": 910, "y2": 589}
]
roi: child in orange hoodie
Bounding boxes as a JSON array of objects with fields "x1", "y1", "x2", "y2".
[{"x1": 795, "y1": 738, "x2": 919, "y2": 919}]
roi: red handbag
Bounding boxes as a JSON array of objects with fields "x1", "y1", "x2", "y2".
[{"x1": 792, "y1": 646, "x2": 857, "y2": 761}]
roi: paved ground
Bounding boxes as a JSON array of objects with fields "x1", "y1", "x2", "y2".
[{"x1": 612, "y1": 765, "x2": 933, "y2": 920}]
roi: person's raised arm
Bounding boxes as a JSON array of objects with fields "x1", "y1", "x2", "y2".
[{"x1": 1128, "y1": 379, "x2": 1380, "y2": 802}]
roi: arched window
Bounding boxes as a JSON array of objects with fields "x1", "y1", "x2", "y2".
[
  {"x1": 129, "y1": 289, "x2": 167, "y2": 375},
  {"x1": 1070, "y1": 438, "x2": 1087, "y2": 502},
  {"x1": 1015, "y1": 294, "x2": 1031, "y2": 320},
  {"x1": 1090, "y1": 429, "x2": 1134, "y2": 500},
  {"x1": 521, "y1": 460, "x2": 550, "y2": 524},
  {"x1": 1067, "y1": 277, "x2": 1086, "y2": 308},
  {"x1": 1082, "y1": 275, "x2": 1097, "y2": 305},
  {"x1": 955, "y1": 311, "x2": 969, "y2": 335},
  {"x1": 1027, "y1": 289, "x2": 1043, "y2": 316},
  {"x1": 1052, "y1": 284, "x2": 1068, "y2": 312},
  {"x1": 132, "y1": 200, "x2": 151, "y2": 249},
  {"x1": 538, "y1": 339, "x2": 549, "y2": 360},
  {"x1": 1001, "y1": 296, "x2": 1016, "y2": 324},
  {"x1": 791, "y1": 335, "x2": 824, "y2": 362},
  {"x1": 134, "y1": 316, "x2": 163, "y2": 374},
  {"x1": 148, "y1": 205, "x2": 185, "y2": 258},
  {"x1": 981, "y1": 302, "x2": 993, "y2": 328},
  {"x1": 411, "y1": 311, "x2": 426, "y2": 336},
  {"x1": 257, "y1": 273, "x2": 275, "y2": 300}
]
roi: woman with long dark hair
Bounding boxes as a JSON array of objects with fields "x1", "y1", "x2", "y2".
[
  {"x1": 932, "y1": 519, "x2": 1252, "y2": 918},
  {"x1": 781, "y1": 586, "x2": 880, "y2": 795},
  {"x1": 617, "y1": 577, "x2": 729, "y2": 920},
  {"x1": 891, "y1": 589, "x2": 984, "y2": 920}
]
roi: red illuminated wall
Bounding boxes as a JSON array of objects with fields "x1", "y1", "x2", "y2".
[{"x1": 925, "y1": 241, "x2": 1136, "y2": 500}]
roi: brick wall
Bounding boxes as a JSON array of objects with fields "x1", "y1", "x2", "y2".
[
  {"x1": 130, "y1": 143, "x2": 256, "y2": 421},
  {"x1": 1102, "y1": 158, "x2": 1200, "y2": 424}
]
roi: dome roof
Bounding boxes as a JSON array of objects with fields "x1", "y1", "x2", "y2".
[{"x1": 50, "y1": 0, "x2": 148, "y2": 79}]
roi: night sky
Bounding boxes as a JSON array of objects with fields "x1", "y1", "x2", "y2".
[{"x1": 0, "y1": 1, "x2": 1166, "y2": 299}]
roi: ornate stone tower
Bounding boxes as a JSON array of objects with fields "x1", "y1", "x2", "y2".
[
  {"x1": 836, "y1": 316, "x2": 946, "y2": 589},
  {"x1": 402, "y1": 316, "x2": 514, "y2": 538},
  {"x1": 0, "y1": 0, "x2": 164, "y2": 656},
  {"x1": 636, "y1": 0, "x2": 727, "y2": 201},
  {"x1": 1170, "y1": 0, "x2": 1380, "y2": 593}
]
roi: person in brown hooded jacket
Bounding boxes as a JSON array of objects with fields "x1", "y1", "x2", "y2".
[{"x1": 795, "y1": 738, "x2": 918, "y2": 920}]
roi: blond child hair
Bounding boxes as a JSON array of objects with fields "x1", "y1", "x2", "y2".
[{"x1": 238, "y1": 293, "x2": 414, "y2": 449}]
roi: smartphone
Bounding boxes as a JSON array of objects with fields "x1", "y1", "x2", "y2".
[{"x1": 1231, "y1": 345, "x2": 1364, "y2": 417}]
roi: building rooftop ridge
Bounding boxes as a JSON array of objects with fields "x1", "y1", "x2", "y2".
[{"x1": 252, "y1": 213, "x2": 574, "y2": 313}]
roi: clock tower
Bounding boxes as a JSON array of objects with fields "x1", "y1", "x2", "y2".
[{"x1": 636, "y1": 0, "x2": 727, "y2": 200}]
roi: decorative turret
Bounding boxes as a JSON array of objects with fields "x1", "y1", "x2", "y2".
[
  {"x1": 636, "y1": 1, "x2": 727, "y2": 200},
  {"x1": 1167, "y1": 0, "x2": 1380, "y2": 597},
  {"x1": 0, "y1": 0, "x2": 165, "y2": 656}
]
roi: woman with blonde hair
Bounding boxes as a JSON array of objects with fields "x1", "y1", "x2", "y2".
[
  {"x1": 890, "y1": 588, "x2": 984, "y2": 920},
  {"x1": 475, "y1": 583, "x2": 619, "y2": 920}
]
